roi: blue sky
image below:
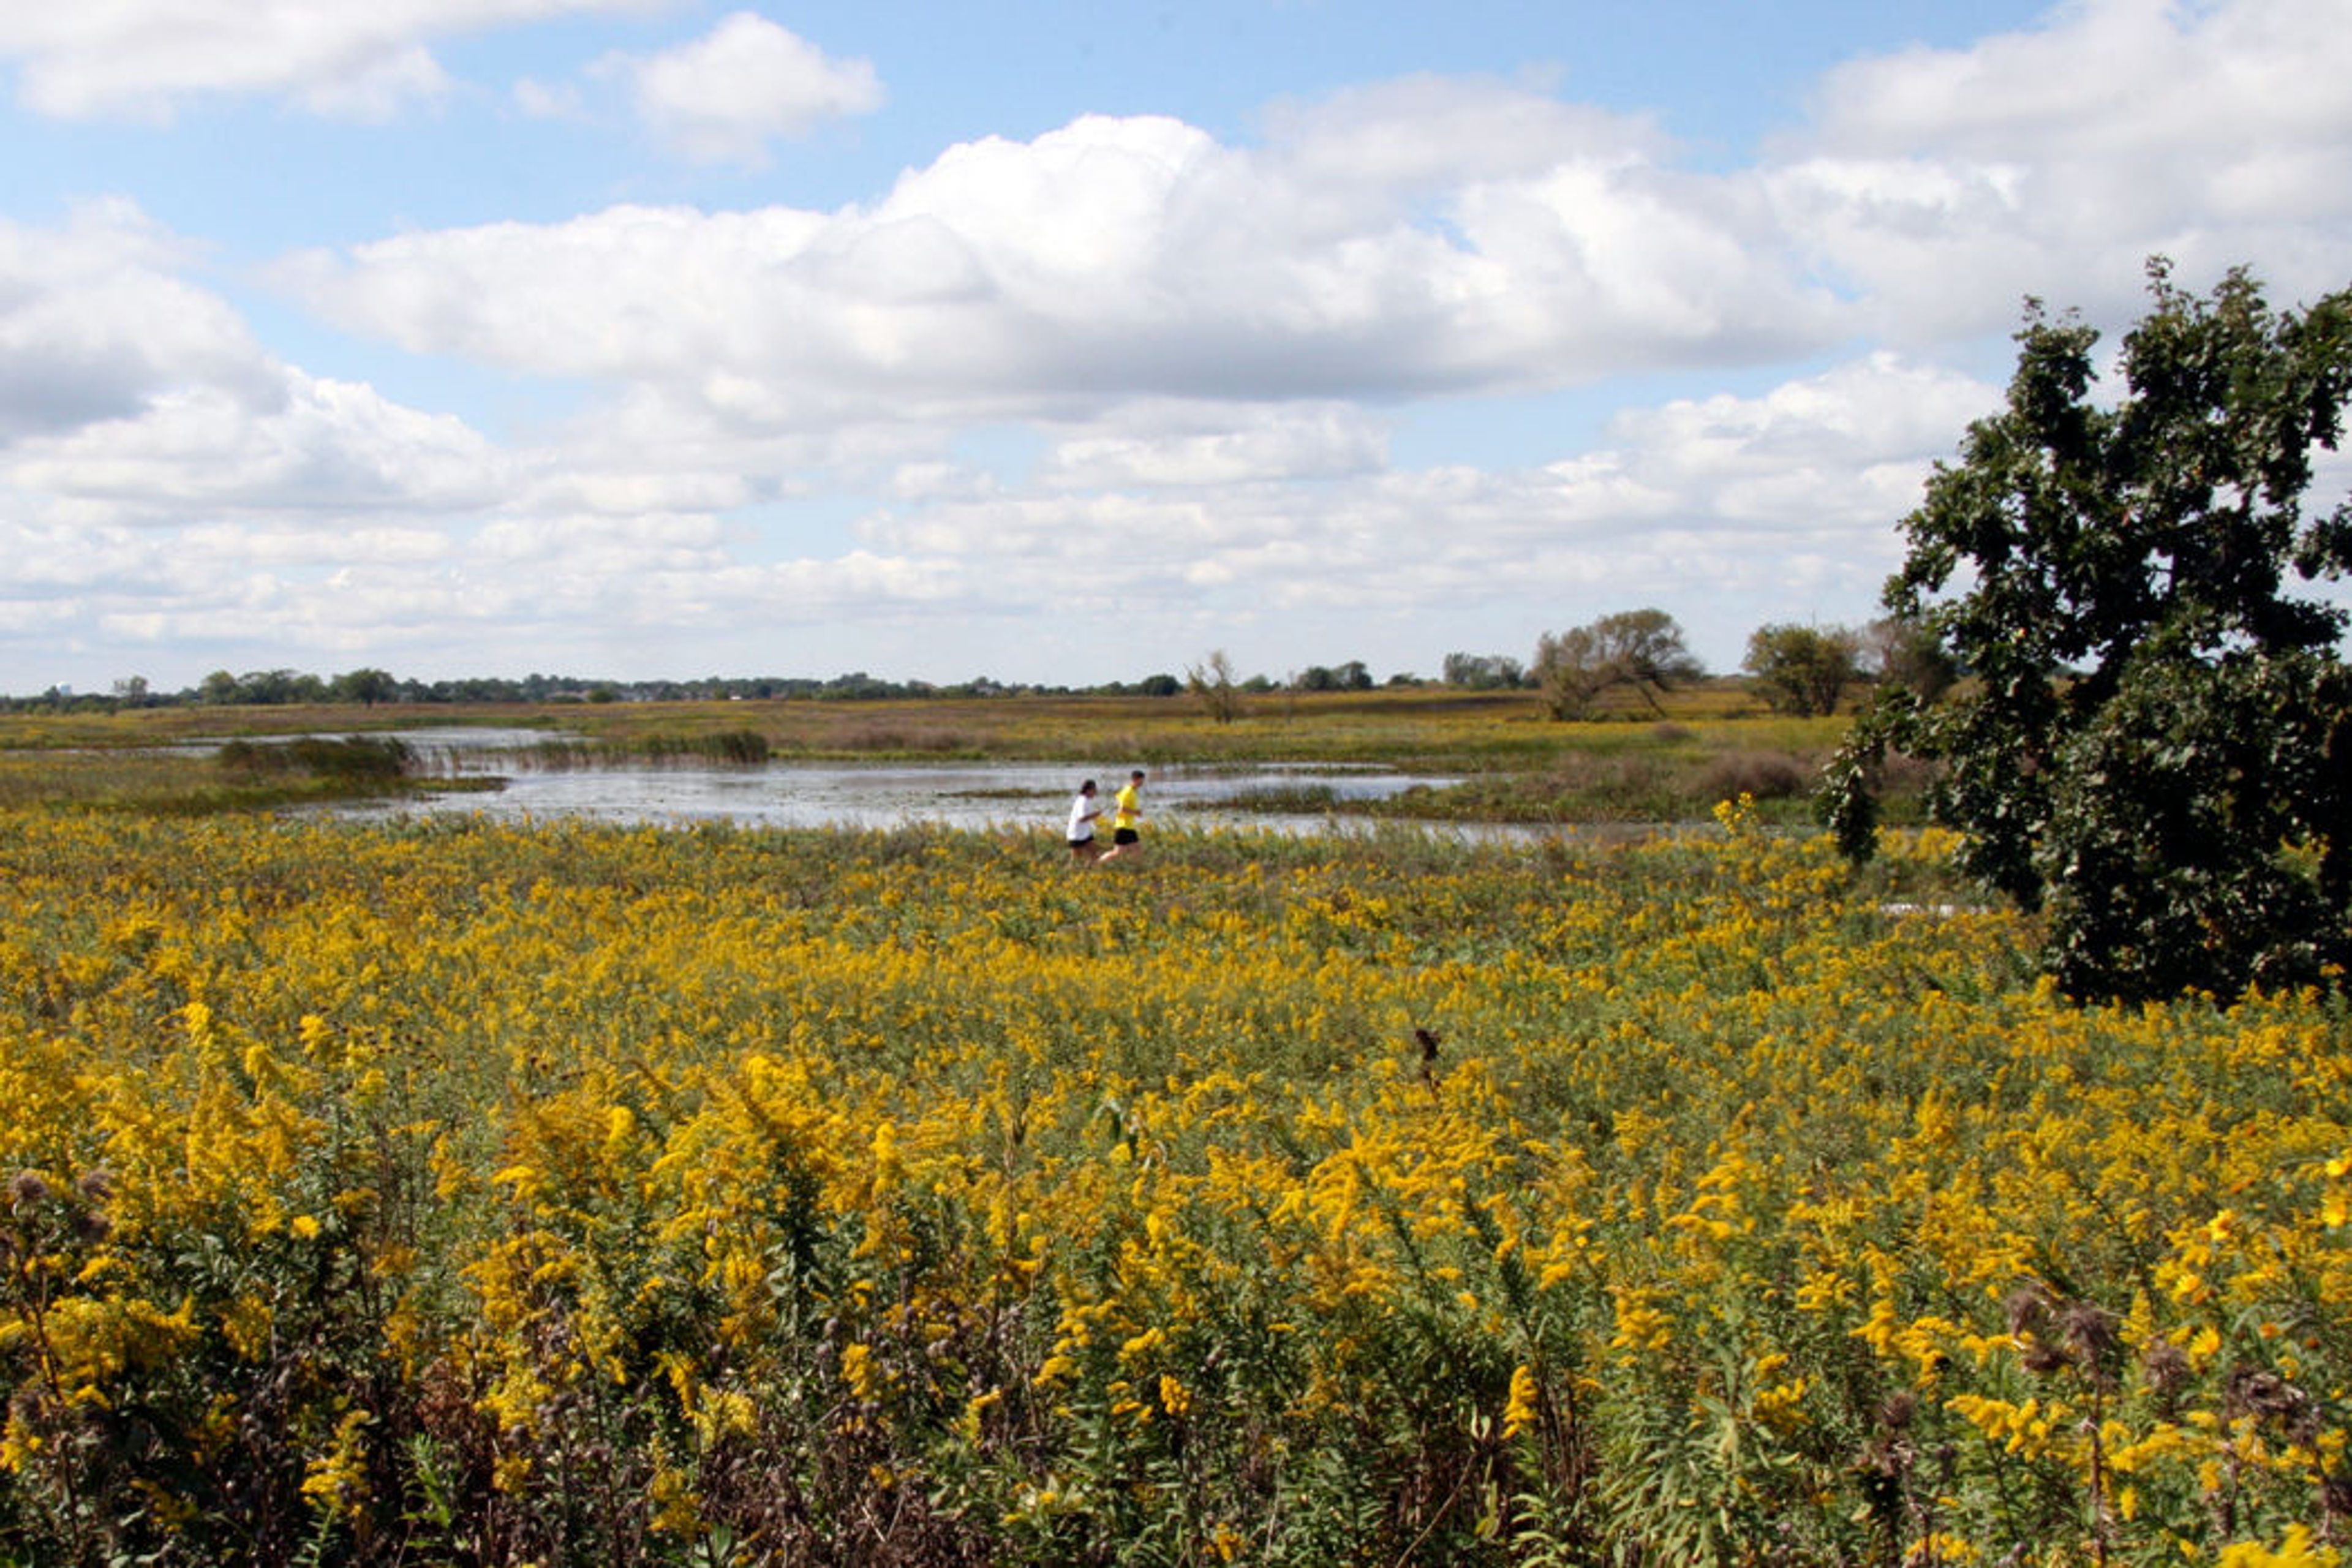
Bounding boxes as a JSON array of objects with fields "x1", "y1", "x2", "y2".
[{"x1": 2, "y1": 0, "x2": 2346, "y2": 692}]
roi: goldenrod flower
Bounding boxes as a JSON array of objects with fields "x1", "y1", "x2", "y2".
[{"x1": 1503, "y1": 1364, "x2": 1540, "y2": 1440}]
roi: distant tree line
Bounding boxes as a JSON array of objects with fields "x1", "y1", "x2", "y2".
[
  {"x1": 0, "y1": 667, "x2": 1207, "y2": 713},
  {"x1": 6, "y1": 619, "x2": 1950, "y2": 717},
  {"x1": 6, "y1": 656, "x2": 1422, "y2": 715},
  {"x1": 1434, "y1": 608, "x2": 1953, "y2": 722}
]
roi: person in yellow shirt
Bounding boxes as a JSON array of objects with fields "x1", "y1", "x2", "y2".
[{"x1": 1097, "y1": 769, "x2": 1146, "y2": 862}]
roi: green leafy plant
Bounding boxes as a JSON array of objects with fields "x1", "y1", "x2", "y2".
[{"x1": 1825, "y1": 259, "x2": 2352, "y2": 1000}]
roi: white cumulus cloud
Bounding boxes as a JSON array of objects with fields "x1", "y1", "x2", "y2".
[
  {"x1": 276, "y1": 89, "x2": 1836, "y2": 426},
  {"x1": 0, "y1": 0, "x2": 651, "y2": 121},
  {"x1": 1779, "y1": 0, "x2": 2352, "y2": 333},
  {"x1": 8, "y1": 1, "x2": 2350, "y2": 689},
  {"x1": 596, "y1": 12, "x2": 883, "y2": 164},
  {"x1": 0, "y1": 200, "x2": 271, "y2": 438}
]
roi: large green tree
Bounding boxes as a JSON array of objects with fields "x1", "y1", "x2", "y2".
[{"x1": 1823, "y1": 261, "x2": 2352, "y2": 1000}]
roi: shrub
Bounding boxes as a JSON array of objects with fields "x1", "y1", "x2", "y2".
[{"x1": 1694, "y1": 748, "x2": 1812, "y2": 801}]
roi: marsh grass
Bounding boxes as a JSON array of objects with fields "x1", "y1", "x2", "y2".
[
  {"x1": 1367, "y1": 745, "x2": 1868, "y2": 826},
  {"x1": 0, "y1": 750, "x2": 209, "y2": 809},
  {"x1": 1189, "y1": 781, "x2": 1348, "y2": 814},
  {"x1": 0, "y1": 733, "x2": 479, "y2": 813},
  {"x1": 503, "y1": 729, "x2": 775, "y2": 769},
  {"x1": 0, "y1": 685, "x2": 1918, "y2": 826},
  {"x1": 217, "y1": 735, "x2": 417, "y2": 780}
]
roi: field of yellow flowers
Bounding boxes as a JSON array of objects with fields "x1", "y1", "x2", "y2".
[{"x1": 2, "y1": 801, "x2": 2347, "y2": 1565}]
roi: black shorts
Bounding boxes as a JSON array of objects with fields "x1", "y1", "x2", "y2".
[
  {"x1": 1068, "y1": 837, "x2": 1095, "y2": 850},
  {"x1": 1114, "y1": 828, "x2": 1140, "y2": 845}
]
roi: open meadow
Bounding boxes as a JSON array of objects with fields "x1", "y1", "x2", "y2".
[{"x1": 1, "y1": 704, "x2": 2347, "y2": 1565}]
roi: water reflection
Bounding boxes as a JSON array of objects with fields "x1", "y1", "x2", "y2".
[{"x1": 311, "y1": 732, "x2": 1464, "y2": 835}]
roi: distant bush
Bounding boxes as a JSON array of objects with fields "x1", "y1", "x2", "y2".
[
  {"x1": 1441, "y1": 651, "x2": 1525, "y2": 689},
  {"x1": 1695, "y1": 748, "x2": 1814, "y2": 801}
]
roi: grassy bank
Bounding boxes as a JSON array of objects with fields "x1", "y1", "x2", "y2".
[{"x1": 0, "y1": 733, "x2": 496, "y2": 815}]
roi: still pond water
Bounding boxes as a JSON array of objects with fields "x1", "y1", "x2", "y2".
[{"x1": 314, "y1": 729, "x2": 1465, "y2": 837}]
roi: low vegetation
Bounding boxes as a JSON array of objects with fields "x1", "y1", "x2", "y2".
[
  {"x1": 216, "y1": 736, "x2": 418, "y2": 782},
  {"x1": 509, "y1": 730, "x2": 775, "y2": 769},
  {"x1": 1, "y1": 803, "x2": 2343, "y2": 1563},
  {"x1": 0, "y1": 685, "x2": 1898, "y2": 826}
]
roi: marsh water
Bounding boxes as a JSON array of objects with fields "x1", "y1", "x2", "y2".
[{"x1": 303, "y1": 729, "x2": 1465, "y2": 835}]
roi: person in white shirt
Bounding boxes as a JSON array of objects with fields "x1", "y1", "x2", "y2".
[{"x1": 1066, "y1": 779, "x2": 1104, "y2": 862}]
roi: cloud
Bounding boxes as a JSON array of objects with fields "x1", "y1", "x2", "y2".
[
  {"x1": 1778, "y1": 0, "x2": 2352, "y2": 333},
  {"x1": 276, "y1": 89, "x2": 1837, "y2": 426},
  {"x1": 1810, "y1": 0, "x2": 2352, "y2": 165},
  {"x1": 0, "y1": 200, "x2": 968, "y2": 679},
  {"x1": 0, "y1": 203, "x2": 505, "y2": 530},
  {"x1": 10, "y1": 4, "x2": 2350, "y2": 688},
  {"x1": 8, "y1": 375, "x2": 507, "y2": 527},
  {"x1": 0, "y1": 0, "x2": 646, "y2": 121},
  {"x1": 846, "y1": 353, "x2": 2002, "y2": 644},
  {"x1": 291, "y1": 46, "x2": 454, "y2": 124},
  {"x1": 512, "y1": 75, "x2": 584, "y2": 120},
  {"x1": 595, "y1": 12, "x2": 883, "y2": 164},
  {"x1": 1034, "y1": 403, "x2": 1389, "y2": 489},
  {"x1": 1258, "y1": 73, "x2": 1662, "y2": 197},
  {"x1": 0, "y1": 201, "x2": 273, "y2": 439},
  {"x1": 264, "y1": 5, "x2": 2352, "y2": 429},
  {"x1": 473, "y1": 511, "x2": 727, "y2": 573},
  {"x1": 1591, "y1": 353, "x2": 2000, "y2": 528}
]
